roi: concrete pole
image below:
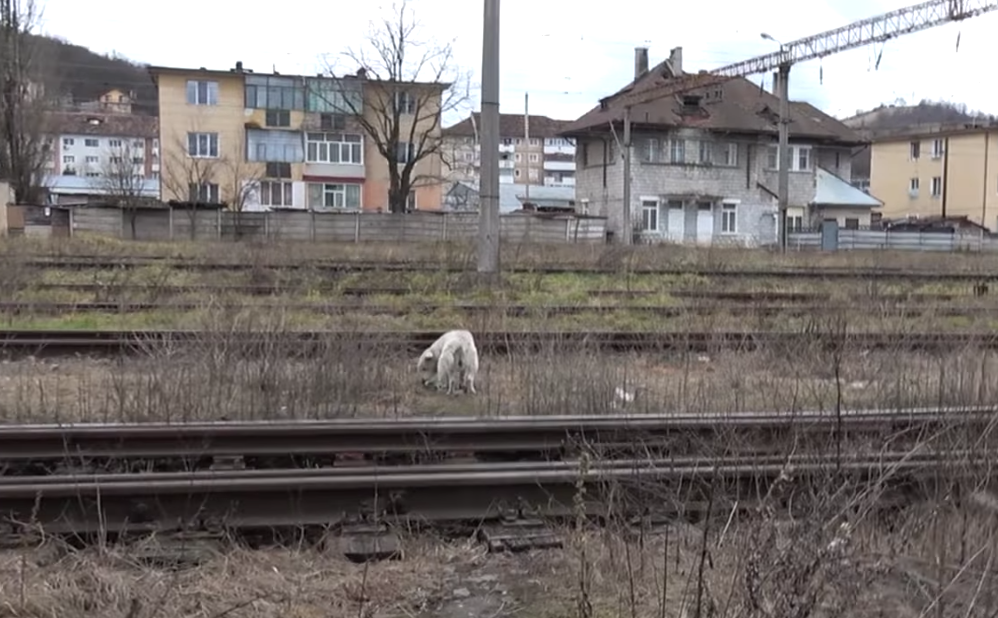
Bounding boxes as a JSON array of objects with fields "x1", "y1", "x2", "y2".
[
  {"x1": 777, "y1": 63, "x2": 790, "y2": 252},
  {"x1": 477, "y1": 0, "x2": 501, "y2": 274},
  {"x1": 524, "y1": 92, "x2": 530, "y2": 202},
  {"x1": 622, "y1": 106, "x2": 632, "y2": 244}
]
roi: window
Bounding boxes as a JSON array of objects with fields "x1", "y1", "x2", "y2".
[
  {"x1": 306, "y1": 78, "x2": 362, "y2": 113},
  {"x1": 529, "y1": 153, "x2": 539, "y2": 162},
  {"x1": 721, "y1": 202, "x2": 737, "y2": 233},
  {"x1": 133, "y1": 141, "x2": 144, "y2": 149},
  {"x1": 932, "y1": 139, "x2": 944, "y2": 158},
  {"x1": 265, "y1": 162, "x2": 292, "y2": 178},
  {"x1": 514, "y1": 153, "x2": 522, "y2": 162},
  {"x1": 86, "y1": 171, "x2": 99, "y2": 177},
  {"x1": 244, "y1": 75, "x2": 303, "y2": 110},
  {"x1": 844, "y1": 218, "x2": 860, "y2": 230},
  {"x1": 110, "y1": 156, "x2": 122, "y2": 164},
  {"x1": 697, "y1": 141, "x2": 712, "y2": 164},
  {"x1": 528, "y1": 168, "x2": 538, "y2": 180},
  {"x1": 787, "y1": 214, "x2": 803, "y2": 232},
  {"x1": 84, "y1": 138, "x2": 99, "y2": 147},
  {"x1": 515, "y1": 138, "x2": 522, "y2": 145},
  {"x1": 766, "y1": 145, "x2": 812, "y2": 171},
  {"x1": 307, "y1": 183, "x2": 361, "y2": 209},
  {"x1": 394, "y1": 91, "x2": 416, "y2": 115},
  {"x1": 248, "y1": 129, "x2": 305, "y2": 163},
  {"x1": 406, "y1": 191, "x2": 417, "y2": 212},
  {"x1": 132, "y1": 157, "x2": 144, "y2": 165},
  {"x1": 320, "y1": 113, "x2": 346, "y2": 130},
  {"x1": 186, "y1": 80, "x2": 219, "y2": 106},
  {"x1": 717, "y1": 142, "x2": 737, "y2": 166},
  {"x1": 62, "y1": 155, "x2": 74, "y2": 164},
  {"x1": 668, "y1": 139, "x2": 685, "y2": 164},
  {"x1": 260, "y1": 180, "x2": 294, "y2": 207},
  {"x1": 641, "y1": 199, "x2": 659, "y2": 231},
  {"x1": 265, "y1": 109, "x2": 291, "y2": 127},
  {"x1": 187, "y1": 132, "x2": 219, "y2": 158},
  {"x1": 501, "y1": 138, "x2": 513, "y2": 146},
  {"x1": 931, "y1": 176, "x2": 942, "y2": 197},
  {"x1": 396, "y1": 141, "x2": 415, "y2": 163},
  {"x1": 85, "y1": 155, "x2": 99, "y2": 164},
  {"x1": 63, "y1": 138, "x2": 74, "y2": 147},
  {"x1": 529, "y1": 138, "x2": 541, "y2": 146},
  {"x1": 909, "y1": 140, "x2": 920, "y2": 160},
  {"x1": 304, "y1": 132, "x2": 362, "y2": 164},
  {"x1": 514, "y1": 169, "x2": 521, "y2": 178},
  {"x1": 188, "y1": 182, "x2": 219, "y2": 203},
  {"x1": 909, "y1": 177, "x2": 919, "y2": 196},
  {"x1": 108, "y1": 139, "x2": 122, "y2": 148}
]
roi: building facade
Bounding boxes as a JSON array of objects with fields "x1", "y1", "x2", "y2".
[
  {"x1": 442, "y1": 113, "x2": 576, "y2": 187},
  {"x1": 44, "y1": 111, "x2": 160, "y2": 204},
  {"x1": 150, "y1": 63, "x2": 447, "y2": 212},
  {"x1": 562, "y1": 47, "x2": 876, "y2": 244},
  {"x1": 870, "y1": 124, "x2": 998, "y2": 229}
]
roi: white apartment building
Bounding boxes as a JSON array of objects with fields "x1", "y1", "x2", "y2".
[
  {"x1": 442, "y1": 113, "x2": 576, "y2": 187},
  {"x1": 45, "y1": 112, "x2": 160, "y2": 204}
]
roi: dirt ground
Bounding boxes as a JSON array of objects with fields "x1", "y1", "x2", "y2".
[{"x1": 0, "y1": 346, "x2": 993, "y2": 422}]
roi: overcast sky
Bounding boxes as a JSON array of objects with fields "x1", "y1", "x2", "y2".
[{"x1": 37, "y1": 0, "x2": 998, "y2": 124}]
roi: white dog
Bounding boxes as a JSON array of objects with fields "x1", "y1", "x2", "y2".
[{"x1": 416, "y1": 330, "x2": 479, "y2": 394}]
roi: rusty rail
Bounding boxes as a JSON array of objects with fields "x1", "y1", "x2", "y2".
[
  {"x1": 0, "y1": 406, "x2": 992, "y2": 474},
  {"x1": 0, "y1": 450, "x2": 985, "y2": 536}
]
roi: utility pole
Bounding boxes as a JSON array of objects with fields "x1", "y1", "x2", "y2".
[
  {"x1": 477, "y1": 0, "x2": 500, "y2": 275},
  {"x1": 621, "y1": 106, "x2": 632, "y2": 245},
  {"x1": 777, "y1": 63, "x2": 790, "y2": 253},
  {"x1": 524, "y1": 92, "x2": 530, "y2": 202}
]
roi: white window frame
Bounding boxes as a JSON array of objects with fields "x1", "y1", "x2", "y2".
[
  {"x1": 108, "y1": 139, "x2": 122, "y2": 148},
  {"x1": 640, "y1": 197, "x2": 659, "y2": 232},
  {"x1": 259, "y1": 180, "x2": 294, "y2": 207},
  {"x1": 189, "y1": 182, "x2": 219, "y2": 203},
  {"x1": 719, "y1": 142, "x2": 738, "y2": 167},
  {"x1": 528, "y1": 153, "x2": 539, "y2": 163},
  {"x1": 909, "y1": 177, "x2": 919, "y2": 197},
  {"x1": 514, "y1": 153, "x2": 522, "y2": 162},
  {"x1": 909, "y1": 140, "x2": 920, "y2": 160},
  {"x1": 84, "y1": 138, "x2": 99, "y2": 148},
  {"x1": 766, "y1": 145, "x2": 812, "y2": 171},
  {"x1": 932, "y1": 139, "x2": 944, "y2": 158},
  {"x1": 63, "y1": 138, "x2": 74, "y2": 147},
  {"x1": 394, "y1": 91, "x2": 416, "y2": 115},
  {"x1": 396, "y1": 141, "x2": 415, "y2": 164},
  {"x1": 668, "y1": 139, "x2": 685, "y2": 164},
  {"x1": 187, "y1": 132, "x2": 219, "y2": 158},
  {"x1": 697, "y1": 141, "x2": 712, "y2": 164},
  {"x1": 307, "y1": 182, "x2": 361, "y2": 210},
  {"x1": 305, "y1": 132, "x2": 363, "y2": 165},
  {"x1": 85, "y1": 155, "x2": 99, "y2": 164},
  {"x1": 186, "y1": 80, "x2": 219, "y2": 106},
  {"x1": 721, "y1": 199, "x2": 738, "y2": 234},
  {"x1": 62, "y1": 155, "x2": 74, "y2": 164},
  {"x1": 931, "y1": 176, "x2": 942, "y2": 197}
]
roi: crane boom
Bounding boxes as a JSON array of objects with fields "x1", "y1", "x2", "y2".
[{"x1": 617, "y1": 0, "x2": 998, "y2": 108}]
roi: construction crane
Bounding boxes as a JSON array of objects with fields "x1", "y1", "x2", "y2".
[{"x1": 613, "y1": 0, "x2": 998, "y2": 249}]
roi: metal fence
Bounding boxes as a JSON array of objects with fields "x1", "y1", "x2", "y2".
[{"x1": 788, "y1": 229, "x2": 996, "y2": 252}]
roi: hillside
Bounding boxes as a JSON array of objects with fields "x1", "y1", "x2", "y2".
[
  {"x1": 30, "y1": 35, "x2": 157, "y2": 115},
  {"x1": 843, "y1": 101, "x2": 993, "y2": 179}
]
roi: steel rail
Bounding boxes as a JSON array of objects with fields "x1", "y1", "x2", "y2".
[
  {"x1": 2, "y1": 329, "x2": 998, "y2": 356},
  {"x1": 0, "y1": 451, "x2": 986, "y2": 534},
  {"x1": 15, "y1": 256, "x2": 998, "y2": 281},
  {"x1": 1, "y1": 300, "x2": 996, "y2": 319},
  {"x1": 0, "y1": 406, "x2": 992, "y2": 466}
]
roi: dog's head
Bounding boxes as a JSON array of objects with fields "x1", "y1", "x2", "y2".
[{"x1": 416, "y1": 350, "x2": 436, "y2": 375}]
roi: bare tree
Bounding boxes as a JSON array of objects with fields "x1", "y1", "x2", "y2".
[
  {"x1": 219, "y1": 134, "x2": 263, "y2": 214},
  {"x1": 90, "y1": 140, "x2": 154, "y2": 238},
  {"x1": 0, "y1": 0, "x2": 51, "y2": 204},
  {"x1": 323, "y1": 0, "x2": 469, "y2": 213},
  {"x1": 161, "y1": 130, "x2": 221, "y2": 239}
]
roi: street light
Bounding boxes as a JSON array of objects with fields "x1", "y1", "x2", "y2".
[{"x1": 761, "y1": 32, "x2": 791, "y2": 253}]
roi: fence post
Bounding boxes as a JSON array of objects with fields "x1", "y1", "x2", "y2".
[
  {"x1": 565, "y1": 218, "x2": 571, "y2": 242},
  {"x1": 216, "y1": 209, "x2": 222, "y2": 239},
  {"x1": 168, "y1": 207, "x2": 174, "y2": 240},
  {"x1": 310, "y1": 210, "x2": 316, "y2": 242},
  {"x1": 68, "y1": 207, "x2": 75, "y2": 238},
  {"x1": 441, "y1": 213, "x2": 447, "y2": 241},
  {"x1": 354, "y1": 212, "x2": 361, "y2": 242}
]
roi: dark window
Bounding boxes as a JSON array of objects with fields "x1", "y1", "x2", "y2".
[
  {"x1": 844, "y1": 218, "x2": 860, "y2": 230},
  {"x1": 265, "y1": 162, "x2": 292, "y2": 178},
  {"x1": 265, "y1": 109, "x2": 290, "y2": 127}
]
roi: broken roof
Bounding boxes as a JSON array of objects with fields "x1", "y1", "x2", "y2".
[
  {"x1": 443, "y1": 113, "x2": 573, "y2": 139},
  {"x1": 561, "y1": 60, "x2": 865, "y2": 145}
]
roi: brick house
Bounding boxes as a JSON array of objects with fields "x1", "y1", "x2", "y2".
[{"x1": 561, "y1": 47, "x2": 878, "y2": 245}]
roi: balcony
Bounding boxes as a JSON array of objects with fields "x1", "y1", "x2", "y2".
[
  {"x1": 544, "y1": 176, "x2": 575, "y2": 187},
  {"x1": 543, "y1": 160, "x2": 575, "y2": 172},
  {"x1": 498, "y1": 160, "x2": 515, "y2": 169},
  {"x1": 498, "y1": 143, "x2": 515, "y2": 153},
  {"x1": 304, "y1": 162, "x2": 365, "y2": 179},
  {"x1": 543, "y1": 144, "x2": 575, "y2": 156}
]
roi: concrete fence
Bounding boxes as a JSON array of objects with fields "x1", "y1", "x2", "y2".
[
  {"x1": 788, "y1": 229, "x2": 998, "y2": 252},
  {"x1": 57, "y1": 207, "x2": 608, "y2": 244}
]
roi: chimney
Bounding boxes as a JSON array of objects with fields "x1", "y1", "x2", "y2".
[
  {"x1": 634, "y1": 47, "x2": 649, "y2": 80},
  {"x1": 235, "y1": 61, "x2": 243, "y2": 72},
  {"x1": 669, "y1": 47, "x2": 683, "y2": 75}
]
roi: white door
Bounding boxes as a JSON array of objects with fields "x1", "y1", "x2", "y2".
[
  {"x1": 696, "y1": 202, "x2": 713, "y2": 244},
  {"x1": 667, "y1": 201, "x2": 684, "y2": 242}
]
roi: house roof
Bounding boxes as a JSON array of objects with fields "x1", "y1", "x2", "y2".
[
  {"x1": 812, "y1": 167, "x2": 882, "y2": 208},
  {"x1": 450, "y1": 182, "x2": 576, "y2": 213},
  {"x1": 561, "y1": 62, "x2": 865, "y2": 145},
  {"x1": 47, "y1": 111, "x2": 157, "y2": 138},
  {"x1": 871, "y1": 122, "x2": 998, "y2": 143},
  {"x1": 443, "y1": 113, "x2": 573, "y2": 139},
  {"x1": 148, "y1": 65, "x2": 447, "y2": 89}
]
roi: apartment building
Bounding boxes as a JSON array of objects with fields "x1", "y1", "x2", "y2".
[
  {"x1": 149, "y1": 62, "x2": 446, "y2": 211},
  {"x1": 442, "y1": 113, "x2": 576, "y2": 187},
  {"x1": 563, "y1": 47, "x2": 876, "y2": 244},
  {"x1": 870, "y1": 123, "x2": 998, "y2": 228},
  {"x1": 44, "y1": 111, "x2": 160, "y2": 204}
]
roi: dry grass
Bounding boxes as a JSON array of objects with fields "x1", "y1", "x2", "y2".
[
  {"x1": 0, "y1": 336, "x2": 996, "y2": 422},
  {"x1": 5, "y1": 235, "x2": 998, "y2": 273}
]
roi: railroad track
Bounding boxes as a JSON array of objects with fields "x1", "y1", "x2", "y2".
[
  {"x1": 0, "y1": 450, "x2": 987, "y2": 542},
  {"x1": 1, "y1": 329, "x2": 998, "y2": 356},
  {"x1": 2, "y1": 406, "x2": 992, "y2": 475},
  {"x1": 15, "y1": 256, "x2": 998, "y2": 282},
  {"x1": 1, "y1": 300, "x2": 996, "y2": 319}
]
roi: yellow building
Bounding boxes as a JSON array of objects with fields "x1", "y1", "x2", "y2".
[
  {"x1": 148, "y1": 63, "x2": 445, "y2": 211},
  {"x1": 870, "y1": 124, "x2": 998, "y2": 228}
]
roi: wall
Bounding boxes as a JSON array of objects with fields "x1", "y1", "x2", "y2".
[
  {"x1": 575, "y1": 129, "x2": 851, "y2": 242},
  {"x1": 788, "y1": 228, "x2": 996, "y2": 252},
  {"x1": 156, "y1": 70, "x2": 249, "y2": 203},
  {"x1": 63, "y1": 207, "x2": 606, "y2": 243},
  {"x1": 0, "y1": 181, "x2": 12, "y2": 235}
]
